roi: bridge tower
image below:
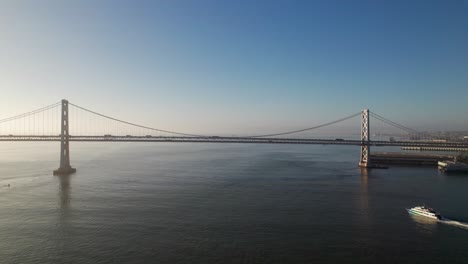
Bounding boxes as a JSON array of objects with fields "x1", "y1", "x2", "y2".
[
  {"x1": 358, "y1": 109, "x2": 371, "y2": 168},
  {"x1": 53, "y1": 99, "x2": 76, "y2": 175}
]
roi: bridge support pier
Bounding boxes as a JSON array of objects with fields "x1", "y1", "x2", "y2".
[
  {"x1": 359, "y1": 109, "x2": 371, "y2": 168},
  {"x1": 53, "y1": 99, "x2": 76, "y2": 175}
]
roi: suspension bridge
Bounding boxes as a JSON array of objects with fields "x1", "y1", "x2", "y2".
[{"x1": 1, "y1": 100, "x2": 467, "y2": 175}]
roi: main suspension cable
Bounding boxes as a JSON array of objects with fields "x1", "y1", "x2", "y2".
[
  {"x1": 0, "y1": 102, "x2": 61, "y2": 124},
  {"x1": 69, "y1": 103, "x2": 208, "y2": 137},
  {"x1": 370, "y1": 112, "x2": 431, "y2": 138},
  {"x1": 247, "y1": 112, "x2": 362, "y2": 138}
]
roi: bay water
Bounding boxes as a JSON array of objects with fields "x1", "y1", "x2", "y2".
[{"x1": 1, "y1": 142, "x2": 467, "y2": 263}]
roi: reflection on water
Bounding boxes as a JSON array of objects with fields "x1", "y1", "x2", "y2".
[
  {"x1": 409, "y1": 214, "x2": 438, "y2": 234},
  {"x1": 359, "y1": 168, "x2": 369, "y2": 214},
  {"x1": 57, "y1": 174, "x2": 71, "y2": 224},
  {"x1": 358, "y1": 168, "x2": 371, "y2": 228},
  {"x1": 359, "y1": 167, "x2": 369, "y2": 178}
]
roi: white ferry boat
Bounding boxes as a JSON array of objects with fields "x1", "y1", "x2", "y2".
[{"x1": 407, "y1": 206, "x2": 443, "y2": 220}]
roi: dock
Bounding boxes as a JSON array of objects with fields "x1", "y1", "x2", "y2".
[
  {"x1": 438, "y1": 161, "x2": 468, "y2": 172},
  {"x1": 371, "y1": 152, "x2": 455, "y2": 166}
]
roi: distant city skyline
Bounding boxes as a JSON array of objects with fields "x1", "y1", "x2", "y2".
[{"x1": 1, "y1": 0, "x2": 467, "y2": 134}]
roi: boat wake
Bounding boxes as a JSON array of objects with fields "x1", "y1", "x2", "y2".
[{"x1": 440, "y1": 218, "x2": 468, "y2": 230}]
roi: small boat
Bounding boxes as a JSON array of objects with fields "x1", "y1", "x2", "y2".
[{"x1": 407, "y1": 206, "x2": 443, "y2": 220}]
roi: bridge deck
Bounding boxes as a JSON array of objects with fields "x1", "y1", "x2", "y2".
[{"x1": 1, "y1": 135, "x2": 468, "y2": 148}]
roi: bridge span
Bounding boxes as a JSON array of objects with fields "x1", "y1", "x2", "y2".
[
  {"x1": 1, "y1": 135, "x2": 468, "y2": 148},
  {"x1": 1, "y1": 99, "x2": 467, "y2": 175}
]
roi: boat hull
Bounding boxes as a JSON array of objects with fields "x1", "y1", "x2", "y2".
[{"x1": 407, "y1": 208, "x2": 439, "y2": 220}]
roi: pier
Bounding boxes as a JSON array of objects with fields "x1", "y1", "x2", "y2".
[
  {"x1": 371, "y1": 152, "x2": 455, "y2": 166},
  {"x1": 401, "y1": 146, "x2": 468, "y2": 152}
]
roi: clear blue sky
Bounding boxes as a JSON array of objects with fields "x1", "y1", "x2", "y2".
[{"x1": 1, "y1": 0, "x2": 467, "y2": 133}]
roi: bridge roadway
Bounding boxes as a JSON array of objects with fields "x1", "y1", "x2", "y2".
[{"x1": 1, "y1": 135, "x2": 468, "y2": 148}]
